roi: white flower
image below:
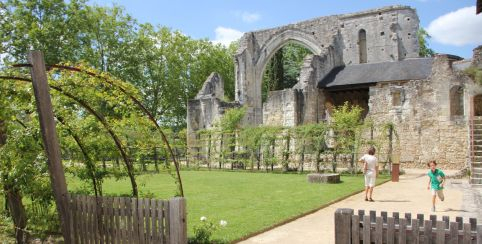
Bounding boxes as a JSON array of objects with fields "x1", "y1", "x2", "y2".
[
  {"x1": 219, "y1": 220, "x2": 228, "y2": 227},
  {"x1": 200, "y1": 216, "x2": 207, "y2": 222}
]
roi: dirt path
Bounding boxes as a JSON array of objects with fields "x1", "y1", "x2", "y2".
[{"x1": 239, "y1": 169, "x2": 480, "y2": 244}]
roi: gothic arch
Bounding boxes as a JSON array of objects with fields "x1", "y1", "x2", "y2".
[{"x1": 255, "y1": 29, "x2": 323, "y2": 77}]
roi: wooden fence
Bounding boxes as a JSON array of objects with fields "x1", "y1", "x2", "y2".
[
  {"x1": 67, "y1": 195, "x2": 187, "y2": 244},
  {"x1": 335, "y1": 208, "x2": 482, "y2": 244}
]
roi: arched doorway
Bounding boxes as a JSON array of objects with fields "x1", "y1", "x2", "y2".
[{"x1": 474, "y1": 94, "x2": 482, "y2": 116}]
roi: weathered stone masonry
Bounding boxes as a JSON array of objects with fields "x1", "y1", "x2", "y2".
[{"x1": 187, "y1": 5, "x2": 481, "y2": 170}]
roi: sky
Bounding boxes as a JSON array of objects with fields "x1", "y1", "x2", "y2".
[{"x1": 89, "y1": 0, "x2": 481, "y2": 58}]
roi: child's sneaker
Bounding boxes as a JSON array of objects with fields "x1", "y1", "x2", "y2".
[{"x1": 431, "y1": 206, "x2": 435, "y2": 212}]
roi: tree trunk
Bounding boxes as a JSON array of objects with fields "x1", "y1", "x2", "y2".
[
  {"x1": 219, "y1": 134, "x2": 224, "y2": 169},
  {"x1": 154, "y1": 147, "x2": 159, "y2": 173},
  {"x1": 1, "y1": 121, "x2": 28, "y2": 243},
  {"x1": 257, "y1": 146, "x2": 261, "y2": 170},
  {"x1": 102, "y1": 159, "x2": 107, "y2": 171},
  {"x1": 316, "y1": 151, "x2": 321, "y2": 173},
  {"x1": 283, "y1": 134, "x2": 291, "y2": 172},
  {"x1": 5, "y1": 187, "x2": 28, "y2": 243},
  {"x1": 300, "y1": 143, "x2": 305, "y2": 173},
  {"x1": 388, "y1": 125, "x2": 393, "y2": 173}
]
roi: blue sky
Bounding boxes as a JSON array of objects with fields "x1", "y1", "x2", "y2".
[{"x1": 90, "y1": 0, "x2": 481, "y2": 58}]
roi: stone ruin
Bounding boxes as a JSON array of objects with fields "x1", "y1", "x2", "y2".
[{"x1": 187, "y1": 5, "x2": 482, "y2": 174}]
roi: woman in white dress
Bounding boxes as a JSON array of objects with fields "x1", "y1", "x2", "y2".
[{"x1": 359, "y1": 147, "x2": 378, "y2": 202}]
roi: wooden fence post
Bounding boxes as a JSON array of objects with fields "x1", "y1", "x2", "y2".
[
  {"x1": 477, "y1": 225, "x2": 482, "y2": 244},
  {"x1": 169, "y1": 197, "x2": 187, "y2": 244},
  {"x1": 28, "y1": 51, "x2": 71, "y2": 243},
  {"x1": 335, "y1": 208, "x2": 354, "y2": 244}
]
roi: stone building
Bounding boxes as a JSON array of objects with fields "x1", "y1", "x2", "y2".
[{"x1": 187, "y1": 5, "x2": 482, "y2": 184}]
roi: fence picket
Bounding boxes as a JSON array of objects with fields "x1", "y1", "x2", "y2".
[
  {"x1": 138, "y1": 198, "x2": 145, "y2": 244},
  {"x1": 352, "y1": 215, "x2": 360, "y2": 243},
  {"x1": 399, "y1": 218, "x2": 407, "y2": 244},
  {"x1": 412, "y1": 219, "x2": 420, "y2": 244},
  {"x1": 80, "y1": 195, "x2": 87, "y2": 244},
  {"x1": 144, "y1": 198, "x2": 151, "y2": 243},
  {"x1": 436, "y1": 221, "x2": 445, "y2": 244},
  {"x1": 114, "y1": 197, "x2": 120, "y2": 244},
  {"x1": 387, "y1": 217, "x2": 395, "y2": 244},
  {"x1": 159, "y1": 200, "x2": 165, "y2": 243},
  {"x1": 463, "y1": 223, "x2": 471, "y2": 244},
  {"x1": 363, "y1": 215, "x2": 371, "y2": 244},
  {"x1": 477, "y1": 225, "x2": 482, "y2": 244},
  {"x1": 126, "y1": 198, "x2": 132, "y2": 243},
  {"x1": 375, "y1": 216, "x2": 383, "y2": 244},
  {"x1": 165, "y1": 200, "x2": 170, "y2": 243},
  {"x1": 132, "y1": 198, "x2": 139, "y2": 243},
  {"x1": 424, "y1": 220, "x2": 433, "y2": 244},
  {"x1": 150, "y1": 199, "x2": 157, "y2": 243},
  {"x1": 119, "y1": 197, "x2": 126, "y2": 243},
  {"x1": 449, "y1": 221, "x2": 458, "y2": 244}
]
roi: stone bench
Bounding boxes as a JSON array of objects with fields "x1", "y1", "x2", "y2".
[{"x1": 307, "y1": 173, "x2": 340, "y2": 183}]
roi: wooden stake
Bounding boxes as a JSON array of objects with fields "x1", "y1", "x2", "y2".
[{"x1": 28, "y1": 51, "x2": 71, "y2": 243}]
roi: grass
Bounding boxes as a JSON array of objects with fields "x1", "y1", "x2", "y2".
[{"x1": 69, "y1": 170, "x2": 389, "y2": 242}]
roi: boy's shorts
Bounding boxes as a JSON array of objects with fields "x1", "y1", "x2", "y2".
[
  {"x1": 431, "y1": 189, "x2": 445, "y2": 201},
  {"x1": 364, "y1": 173, "x2": 376, "y2": 187}
]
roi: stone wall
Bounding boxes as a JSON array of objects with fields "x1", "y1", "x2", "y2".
[
  {"x1": 187, "y1": 73, "x2": 240, "y2": 156},
  {"x1": 366, "y1": 55, "x2": 473, "y2": 169},
  {"x1": 262, "y1": 89, "x2": 298, "y2": 127},
  {"x1": 235, "y1": 5, "x2": 419, "y2": 126}
]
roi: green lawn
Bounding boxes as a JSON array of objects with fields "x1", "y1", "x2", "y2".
[{"x1": 69, "y1": 170, "x2": 388, "y2": 242}]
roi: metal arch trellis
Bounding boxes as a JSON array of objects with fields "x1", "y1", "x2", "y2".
[{"x1": 0, "y1": 61, "x2": 184, "y2": 197}]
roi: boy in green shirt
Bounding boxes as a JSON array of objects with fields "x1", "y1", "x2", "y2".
[{"x1": 427, "y1": 160, "x2": 445, "y2": 212}]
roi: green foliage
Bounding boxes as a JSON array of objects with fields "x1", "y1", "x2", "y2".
[
  {"x1": 189, "y1": 217, "x2": 226, "y2": 244},
  {"x1": 418, "y1": 27, "x2": 435, "y2": 57},
  {"x1": 465, "y1": 66, "x2": 482, "y2": 84},
  {"x1": 218, "y1": 107, "x2": 246, "y2": 132},
  {"x1": 0, "y1": 0, "x2": 237, "y2": 128},
  {"x1": 262, "y1": 42, "x2": 311, "y2": 101}
]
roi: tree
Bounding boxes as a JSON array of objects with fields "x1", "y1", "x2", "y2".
[
  {"x1": 330, "y1": 102, "x2": 364, "y2": 172},
  {"x1": 418, "y1": 27, "x2": 435, "y2": 57},
  {"x1": 0, "y1": 0, "x2": 237, "y2": 129}
]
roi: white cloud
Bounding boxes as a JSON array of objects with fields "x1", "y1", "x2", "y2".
[
  {"x1": 427, "y1": 6, "x2": 482, "y2": 46},
  {"x1": 213, "y1": 27, "x2": 244, "y2": 46},
  {"x1": 241, "y1": 12, "x2": 261, "y2": 23}
]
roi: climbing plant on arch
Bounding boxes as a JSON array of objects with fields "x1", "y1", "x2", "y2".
[{"x1": 0, "y1": 51, "x2": 184, "y2": 241}]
